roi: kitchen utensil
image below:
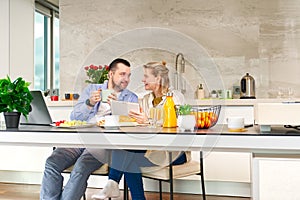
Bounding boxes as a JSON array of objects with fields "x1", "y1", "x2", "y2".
[{"x1": 240, "y1": 73, "x2": 256, "y2": 99}]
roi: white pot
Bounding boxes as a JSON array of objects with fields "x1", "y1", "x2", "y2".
[{"x1": 177, "y1": 115, "x2": 196, "y2": 131}]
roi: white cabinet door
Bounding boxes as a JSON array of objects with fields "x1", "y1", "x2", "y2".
[
  {"x1": 200, "y1": 152, "x2": 251, "y2": 182},
  {"x1": 253, "y1": 155, "x2": 300, "y2": 200}
]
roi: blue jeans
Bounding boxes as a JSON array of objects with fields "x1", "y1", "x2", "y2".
[
  {"x1": 40, "y1": 148, "x2": 108, "y2": 200},
  {"x1": 109, "y1": 150, "x2": 187, "y2": 200}
]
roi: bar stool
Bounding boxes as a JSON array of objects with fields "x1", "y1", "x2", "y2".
[{"x1": 124, "y1": 151, "x2": 206, "y2": 200}]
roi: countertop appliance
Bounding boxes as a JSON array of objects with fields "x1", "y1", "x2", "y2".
[{"x1": 240, "y1": 73, "x2": 255, "y2": 99}]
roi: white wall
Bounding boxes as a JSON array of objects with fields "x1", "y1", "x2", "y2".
[
  {"x1": 0, "y1": 0, "x2": 10, "y2": 77},
  {"x1": 0, "y1": 0, "x2": 34, "y2": 85},
  {"x1": 9, "y1": 0, "x2": 34, "y2": 83},
  {"x1": 59, "y1": 0, "x2": 300, "y2": 99}
]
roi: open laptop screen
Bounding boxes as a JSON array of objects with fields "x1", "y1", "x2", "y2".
[{"x1": 20, "y1": 90, "x2": 53, "y2": 126}]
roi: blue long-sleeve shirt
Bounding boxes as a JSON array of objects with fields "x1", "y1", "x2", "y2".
[{"x1": 70, "y1": 82, "x2": 138, "y2": 122}]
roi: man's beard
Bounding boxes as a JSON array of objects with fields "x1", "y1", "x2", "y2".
[{"x1": 111, "y1": 78, "x2": 127, "y2": 92}]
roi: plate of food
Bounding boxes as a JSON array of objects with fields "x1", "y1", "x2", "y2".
[
  {"x1": 96, "y1": 115, "x2": 138, "y2": 128},
  {"x1": 51, "y1": 120, "x2": 95, "y2": 128}
]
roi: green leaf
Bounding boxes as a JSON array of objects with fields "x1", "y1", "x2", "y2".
[
  {"x1": 179, "y1": 104, "x2": 192, "y2": 115},
  {"x1": 0, "y1": 75, "x2": 33, "y2": 118}
]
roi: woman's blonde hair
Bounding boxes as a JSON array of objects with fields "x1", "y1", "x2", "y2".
[{"x1": 143, "y1": 61, "x2": 170, "y2": 94}]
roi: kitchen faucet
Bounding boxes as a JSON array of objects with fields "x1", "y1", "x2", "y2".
[
  {"x1": 175, "y1": 53, "x2": 185, "y2": 73},
  {"x1": 174, "y1": 53, "x2": 186, "y2": 93}
]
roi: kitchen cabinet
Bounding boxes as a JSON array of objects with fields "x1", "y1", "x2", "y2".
[
  {"x1": 204, "y1": 152, "x2": 251, "y2": 182},
  {"x1": 252, "y1": 154, "x2": 300, "y2": 200}
]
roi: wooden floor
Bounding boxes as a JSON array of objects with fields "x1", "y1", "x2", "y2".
[{"x1": 0, "y1": 183, "x2": 250, "y2": 200}]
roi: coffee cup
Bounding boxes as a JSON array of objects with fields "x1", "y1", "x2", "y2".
[
  {"x1": 65, "y1": 93, "x2": 71, "y2": 100},
  {"x1": 101, "y1": 89, "x2": 113, "y2": 102},
  {"x1": 227, "y1": 117, "x2": 244, "y2": 131},
  {"x1": 73, "y1": 93, "x2": 80, "y2": 100},
  {"x1": 50, "y1": 95, "x2": 59, "y2": 101}
]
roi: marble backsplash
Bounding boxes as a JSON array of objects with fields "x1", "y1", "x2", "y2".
[{"x1": 60, "y1": 0, "x2": 300, "y2": 100}]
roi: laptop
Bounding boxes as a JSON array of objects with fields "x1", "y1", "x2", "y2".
[{"x1": 20, "y1": 90, "x2": 53, "y2": 126}]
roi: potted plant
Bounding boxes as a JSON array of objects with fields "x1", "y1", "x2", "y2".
[
  {"x1": 177, "y1": 104, "x2": 196, "y2": 131},
  {"x1": 84, "y1": 64, "x2": 109, "y2": 84},
  {"x1": 0, "y1": 76, "x2": 33, "y2": 128}
]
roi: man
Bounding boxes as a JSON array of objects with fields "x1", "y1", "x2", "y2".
[{"x1": 40, "y1": 58, "x2": 138, "y2": 200}]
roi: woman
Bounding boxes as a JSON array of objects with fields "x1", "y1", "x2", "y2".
[{"x1": 92, "y1": 61, "x2": 191, "y2": 200}]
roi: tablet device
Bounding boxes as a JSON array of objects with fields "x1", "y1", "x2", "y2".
[{"x1": 111, "y1": 100, "x2": 140, "y2": 116}]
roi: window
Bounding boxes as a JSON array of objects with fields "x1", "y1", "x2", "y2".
[
  {"x1": 54, "y1": 17, "x2": 59, "y2": 89},
  {"x1": 34, "y1": 12, "x2": 46, "y2": 90},
  {"x1": 34, "y1": 2, "x2": 59, "y2": 92}
]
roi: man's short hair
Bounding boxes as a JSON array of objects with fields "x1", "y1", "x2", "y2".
[{"x1": 109, "y1": 58, "x2": 131, "y2": 71}]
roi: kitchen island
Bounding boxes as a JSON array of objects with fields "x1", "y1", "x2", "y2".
[
  {"x1": 1, "y1": 124, "x2": 300, "y2": 199},
  {"x1": 0, "y1": 125, "x2": 300, "y2": 153}
]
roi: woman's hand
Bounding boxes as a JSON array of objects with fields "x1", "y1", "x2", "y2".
[{"x1": 128, "y1": 110, "x2": 148, "y2": 124}]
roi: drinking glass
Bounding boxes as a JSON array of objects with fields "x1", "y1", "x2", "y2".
[
  {"x1": 153, "y1": 107, "x2": 163, "y2": 127},
  {"x1": 288, "y1": 88, "x2": 294, "y2": 99},
  {"x1": 149, "y1": 107, "x2": 163, "y2": 128},
  {"x1": 277, "y1": 87, "x2": 284, "y2": 98}
]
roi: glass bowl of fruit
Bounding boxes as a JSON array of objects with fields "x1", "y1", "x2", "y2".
[{"x1": 190, "y1": 105, "x2": 221, "y2": 129}]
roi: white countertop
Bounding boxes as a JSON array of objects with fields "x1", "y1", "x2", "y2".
[
  {"x1": 1, "y1": 125, "x2": 300, "y2": 153},
  {"x1": 187, "y1": 98, "x2": 300, "y2": 106}
]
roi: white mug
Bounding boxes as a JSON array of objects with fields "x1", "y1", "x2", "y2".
[
  {"x1": 101, "y1": 89, "x2": 113, "y2": 102},
  {"x1": 227, "y1": 117, "x2": 244, "y2": 131}
]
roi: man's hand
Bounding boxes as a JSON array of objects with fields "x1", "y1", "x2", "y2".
[
  {"x1": 106, "y1": 92, "x2": 117, "y2": 105},
  {"x1": 89, "y1": 89, "x2": 101, "y2": 106}
]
